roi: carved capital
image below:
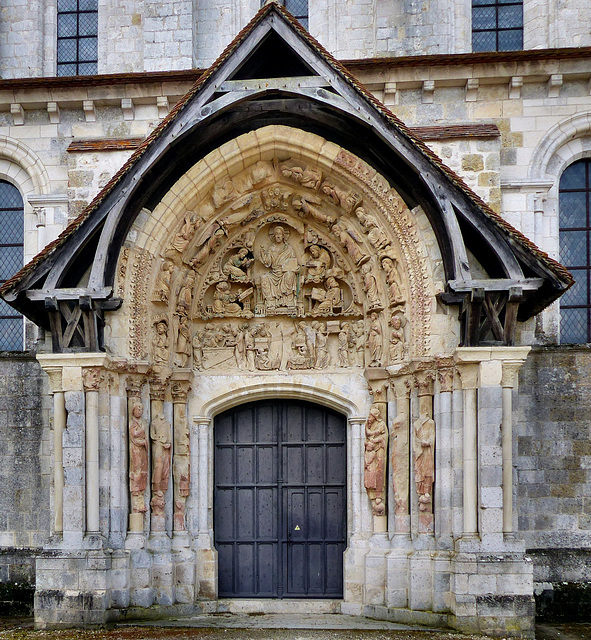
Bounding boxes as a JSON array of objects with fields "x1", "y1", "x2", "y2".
[
  {"x1": 390, "y1": 374, "x2": 411, "y2": 399},
  {"x1": 437, "y1": 368, "x2": 455, "y2": 393},
  {"x1": 44, "y1": 366, "x2": 63, "y2": 393},
  {"x1": 126, "y1": 376, "x2": 145, "y2": 398},
  {"x1": 365, "y1": 368, "x2": 388, "y2": 403},
  {"x1": 82, "y1": 366, "x2": 102, "y2": 392},
  {"x1": 149, "y1": 377, "x2": 168, "y2": 402},
  {"x1": 501, "y1": 360, "x2": 525, "y2": 388},
  {"x1": 457, "y1": 363, "x2": 479, "y2": 390},
  {"x1": 171, "y1": 380, "x2": 191, "y2": 403},
  {"x1": 414, "y1": 370, "x2": 435, "y2": 397}
]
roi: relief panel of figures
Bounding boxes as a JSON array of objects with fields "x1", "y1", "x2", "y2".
[{"x1": 144, "y1": 156, "x2": 415, "y2": 372}]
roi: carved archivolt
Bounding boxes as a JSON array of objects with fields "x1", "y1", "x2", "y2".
[{"x1": 121, "y1": 127, "x2": 435, "y2": 371}]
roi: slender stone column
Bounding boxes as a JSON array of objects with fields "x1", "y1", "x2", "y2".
[
  {"x1": 500, "y1": 359, "x2": 527, "y2": 534},
  {"x1": 390, "y1": 375, "x2": 411, "y2": 534},
  {"x1": 82, "y1": 367, "x2": 102, "y2": 534},
  {"x1": 171, "y1": 379, "x2": 191, "y2": 532},
  {"x1": 348, "y1": 416, "x2": 368, "y2": 538},
  {"x1": 193, "y1": 416, "x2": 212, "y2": 542},
  {"x1": 45, "y1": 367, "x2": 65, "y2": 534},
  {"x1": 458, "y1": 364, "x2": 479, "y2": 537},
  {"x1": 435, "y1": 365, "x2": 454, "y2": 544},
  {"x1": 193, "y1": 416, "x2": 216, "y2": 600}
]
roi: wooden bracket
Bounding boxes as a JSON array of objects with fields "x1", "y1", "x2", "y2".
[
  {"x1": 460, "y1": 286, "x2": 522, "y2": 346},
  {"x1": 44, "y1": 297, "x2": 105, "y2": 353}
]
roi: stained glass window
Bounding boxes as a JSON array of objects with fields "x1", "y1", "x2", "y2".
[
  {"x1": 57, "y1": 0, "x2": 98, "y2": 76},
  {"x1": 0, "y1": 180, "x2": 23, "y2": 351},
  {"x1": 559, "y1": 159, "x2": 591, "y2": 343},
  {"x1": 472, "y1": 0, "x2": 523, "y2": 52}
]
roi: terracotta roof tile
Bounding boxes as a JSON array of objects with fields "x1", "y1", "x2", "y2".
[
  {"x1": 67, "y1": 139, "x2": 144, "y2": 152},
  {"x1": 410, "y1": 124, "x2": 500, "y2": 140}
]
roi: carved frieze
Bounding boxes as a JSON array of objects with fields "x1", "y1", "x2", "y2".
[{"x1": 129, "y1": 249, "x2": 153, "y2": 360}]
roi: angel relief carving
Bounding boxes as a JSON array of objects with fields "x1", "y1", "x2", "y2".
[{"x1": 147, "y1": 158, "x2": 417, "y2": 372}]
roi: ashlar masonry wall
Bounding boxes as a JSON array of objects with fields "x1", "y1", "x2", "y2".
[
  {"x1": 0, "y1": 353, "x2": 51, "y2": 614},
  {"x1": 516, "y1": 347, "x2": 591, "y2": 621}
]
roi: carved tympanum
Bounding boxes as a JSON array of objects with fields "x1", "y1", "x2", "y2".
[{"x1": 144, "y1": 154, "x2": 419, "y2": 371}]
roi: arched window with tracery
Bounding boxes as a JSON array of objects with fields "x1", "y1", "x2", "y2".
[
  {"x1": 559, "y1": 159, "x2": 591, "y2": 343},
  {"x1": 0, "y1": 180, "x2": 24, "y2": 350}
]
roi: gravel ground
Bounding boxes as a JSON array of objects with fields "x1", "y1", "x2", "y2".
[{"x1": 0, "y1": 618, "x2": 589, "y2": 640}]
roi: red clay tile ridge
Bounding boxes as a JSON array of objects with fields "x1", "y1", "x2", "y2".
[{"x1": 67, "y1": 139, "x2": 144, "y2": 152}]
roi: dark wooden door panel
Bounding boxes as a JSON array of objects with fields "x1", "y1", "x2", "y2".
[{"x1": 214, "y1": 400, "x2": 346, "y2": 598}]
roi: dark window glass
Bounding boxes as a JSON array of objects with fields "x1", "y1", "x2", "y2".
[
  {"x1": 559, "y1": 159, "x2": 591, "y2": 343},
  {"x1": 0, "y1": 180, "x2": 23, "y2": 350},
  {"x1": 262, "y1": 0, "x2": 308, "y2": 29},
  {"x1": 57, "y1": 0, "x2": 98, "y2": 76},
  {"x1": 472, "y1": 0, "x2": 522, "y2": 52}
]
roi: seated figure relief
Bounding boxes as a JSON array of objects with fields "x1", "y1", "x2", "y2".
[
  {"x1": 222, "y1": 247, "x2": 254, "y2": 282},
  {"x1": 258, "y1": 224, "x2": 300, "y2": 312}
]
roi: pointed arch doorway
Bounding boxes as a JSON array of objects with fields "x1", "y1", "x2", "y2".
[{"x1": 214, "y1": 399, "x2": 347, "y2": 598}]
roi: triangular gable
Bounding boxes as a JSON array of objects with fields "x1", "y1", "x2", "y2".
[{"x1": 0, "y1": 2, "x2": 572, "y2": 347}]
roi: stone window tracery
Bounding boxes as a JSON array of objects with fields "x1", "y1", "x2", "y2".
[
  {"x1": 559, "y1": 159, "x2": 591, "y2": 344},
  {"x1": 0, "y1": 180, "x2": 23, "y2": 350}
]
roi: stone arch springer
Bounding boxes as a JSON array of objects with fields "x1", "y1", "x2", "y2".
[
  {"x1": 114, "y1": 125, "x2": 445, "y2": 375},
  {"x1": 528, "y1": 111, "x2": 591, "y2": 182},
  {"x1": 0, "y1": 135, "x2": 51, "y2": 198}
]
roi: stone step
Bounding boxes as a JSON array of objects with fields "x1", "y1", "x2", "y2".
[{"x1": 217, "y1": 599, "x2": 342, "y2": 614}]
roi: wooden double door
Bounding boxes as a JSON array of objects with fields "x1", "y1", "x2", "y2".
[{"x1": 214, "y1": 400, "x2": 347, "y2": 598}]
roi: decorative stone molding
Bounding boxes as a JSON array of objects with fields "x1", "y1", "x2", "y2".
[
  {"x1": 465, "y1": 78, "x2": 479, "y2": 102},
  {"x1": 10, "y1": 103, "x2": 24, "y2": 126},
  {"x1": 547, "y1": 74, "x2": 563, "y2": 98},
  {"x1": 509, "y1": 76, "x2": 523, "y2": 99},
  {"x1": 0, "y1": 135, "x2": 51, "y2": 196}
]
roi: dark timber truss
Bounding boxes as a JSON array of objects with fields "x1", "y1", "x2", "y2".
[{"x1": 0, "y1": 3, "x2": 572, "y2": 352}]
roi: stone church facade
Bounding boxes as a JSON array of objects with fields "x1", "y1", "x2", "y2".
[{"x1": 0, "y1": 1, "x2": 590, "y2": 637}]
